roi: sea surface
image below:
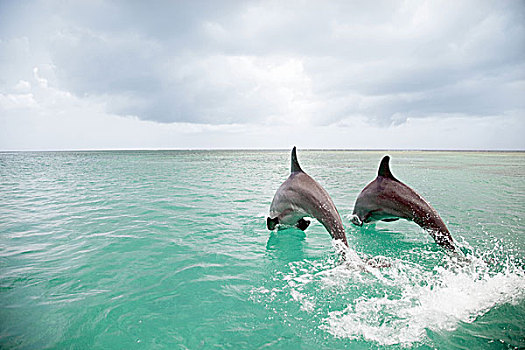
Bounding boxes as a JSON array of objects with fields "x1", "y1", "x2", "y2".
[{"x1": 0, "y1": 150, "x2": 524, "y2": 349}]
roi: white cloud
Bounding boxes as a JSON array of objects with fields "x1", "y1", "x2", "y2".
[
  {"x1": 1, "y1": 67, "x2": 523, "y2": 150},
  {"x1": 164, "y1": 55, "x2": 318, "y2": 125},
  {"x1": 33, "y1": 67, "x2": 49, "y2": 88},
  {"x1": 14, "y1": 80, "x2": 31, "y2": 92},
  {"x1": 0, "y1": 93, "x2": 37, "y2": 110}
]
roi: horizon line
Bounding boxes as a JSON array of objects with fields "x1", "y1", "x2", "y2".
[{"x1": 1, "y1": 148, "x2": 524, "y2": 153}]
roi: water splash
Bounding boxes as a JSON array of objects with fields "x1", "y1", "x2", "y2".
[
  {"x1": 253, "y1": 242, "x2": 525, "y2": 347},
  {"x1": 323, "y1": 254, "x2": 524, "y2": 345}
]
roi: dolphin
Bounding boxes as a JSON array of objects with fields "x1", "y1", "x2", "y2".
[
  {"x1": 351, "y1": 156, "x2": 458, "y2": 252},
  {"x1": 267, "y1": 147, "x2": 348, "y2": 246}
]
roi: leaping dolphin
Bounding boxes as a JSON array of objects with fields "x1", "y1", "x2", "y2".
[
  {"x1": 267, "y1": 147, "x2": 348, "y2": 246},
  {"x1": 351, "y1": 156, "x2": 458, "y2": 252}
]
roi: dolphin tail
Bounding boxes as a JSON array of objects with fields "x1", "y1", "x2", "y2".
[
  {"x1": 291, "y1": 146, "x2": 303, "y2": 173},
  {"x1": 431, "y1": 230, "x2": 457, "y2": 252}
]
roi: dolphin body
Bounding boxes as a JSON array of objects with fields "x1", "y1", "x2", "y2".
[
  {"x1": 267, "y1": 147, "x2": 348, "y2": 246},
  {"x1": 351, "y1": 156, "x2": 457, "y2": 252}
]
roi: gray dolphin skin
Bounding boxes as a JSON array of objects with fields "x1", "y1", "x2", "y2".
[
  {"x1": 267, "y1": 147, "x2": 348, "y2": 246},
  {"x1": 351, "y1": 156, "x2": 457, "y2": 252}
]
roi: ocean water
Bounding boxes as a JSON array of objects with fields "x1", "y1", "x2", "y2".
[{"x1": 0, "y1": 150, "x2": 524, "y2": 349}]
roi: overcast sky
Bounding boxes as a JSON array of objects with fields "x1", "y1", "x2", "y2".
[{"x1": 1, "y1": 0, "x2": 524, "y2": 150}]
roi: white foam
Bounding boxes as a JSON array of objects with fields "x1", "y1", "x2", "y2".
[
  {"x1": 321, "y1": 254, "x2": 525, "y2": 346},
  {"x1": 252, "y1": 242, "x2": 525, "y2": 347},
  {"x1": 290, "y1": 288, "x2": 315, "y2": 312}
]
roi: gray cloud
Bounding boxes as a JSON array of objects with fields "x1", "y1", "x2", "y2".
[{"x1": 1, "y1": 0, "x2": 524, "y2": 127}]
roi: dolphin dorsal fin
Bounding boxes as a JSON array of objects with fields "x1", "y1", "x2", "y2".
[
  {"x1": 291, "y1": 146, "x2": 303, "y2": 173},
  {"x1": 378, "y1": 155, "x2": 397, "y2": 180}
]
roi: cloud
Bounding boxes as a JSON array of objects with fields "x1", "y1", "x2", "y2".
[
  {"x1": 0, "y1": 0, "x2": 524, "y2": 149},
  {"x1": 1, "y1": 64, "x2": 523, "y2": 151}
]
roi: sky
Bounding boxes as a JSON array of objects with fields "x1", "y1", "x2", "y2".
[{"x1": 0, "y1": 0, "x2": 524, "y2": 150}]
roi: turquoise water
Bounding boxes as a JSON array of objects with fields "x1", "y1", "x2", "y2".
[{"x1": 1, "y1": 150, "x2": 524, "y2": 349}]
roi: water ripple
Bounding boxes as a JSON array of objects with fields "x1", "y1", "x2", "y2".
[{"x1": 1, "y1": 151, "x2": 524, "y2": 349}]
